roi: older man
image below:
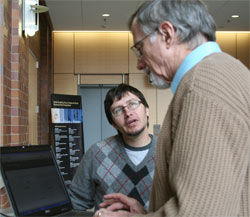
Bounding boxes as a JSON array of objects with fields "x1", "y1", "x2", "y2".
[{"x1": 94, "y1": 0, "x2": 250, "y2": 217}]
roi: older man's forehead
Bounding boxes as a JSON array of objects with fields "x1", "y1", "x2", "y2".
[{"x1": 131, "y1": 19, "x2": 145, "y2": 43}]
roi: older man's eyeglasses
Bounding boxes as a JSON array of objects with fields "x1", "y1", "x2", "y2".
[
  {"x1": 111, "y1": 100, "x2": 142, "y2": 117},
  {"x1": 130, "y1": 30, "x2": 157, "y2": 58}
]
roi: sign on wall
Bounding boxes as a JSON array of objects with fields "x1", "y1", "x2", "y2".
[{"x1": 51, "y1": 94, "x2": 84, "y2": 183}]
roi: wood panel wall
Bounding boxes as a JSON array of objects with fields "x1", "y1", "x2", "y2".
[
  {"x1": 53, "y1": 31, "x2": 250, "y2": 134},
  {"x1": 75, "y1": 32, "x2": 129, "y2": 74}
]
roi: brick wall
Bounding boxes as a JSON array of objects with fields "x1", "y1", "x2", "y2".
[
  {"x1": 0, "y1": 0, "x2": 53, "y2": 210},
  {"x1": 0, "y1": 0, "x2": 24, "y2": 210},
  {"x1": 1, "y1": 0, "x2": 28, "y2": 147},
  {"x1": 0, "y1": 0, "x2": 4, "y2": 147},
  {"x1": 39, "y1": 15, "x2": 54, "y2": 145},
  {"x1": 0, "y1": 187, "x2": 10, "y2": 209},
  {"x1": 1, "y1": 0, "x2": 53, "y2": 146},
  {"x1": 1, "y1": 0, "x2": 12, "y2": 147}
]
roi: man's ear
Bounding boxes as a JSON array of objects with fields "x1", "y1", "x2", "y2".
[
  {"x1": 146, "y1": 107, "x2": 149, "y2": 117},
  {"x1": 159, "y1": 21, "x2": 175, "y2": 46}
]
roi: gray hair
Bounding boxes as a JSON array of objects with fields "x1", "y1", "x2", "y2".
[{"x1": 129, "y1": 0, "x2": 216, "y2": 49}]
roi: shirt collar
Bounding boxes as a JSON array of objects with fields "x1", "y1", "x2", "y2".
[{"x1": 171, "y1": 42, "x2": 222, "y2": 94}]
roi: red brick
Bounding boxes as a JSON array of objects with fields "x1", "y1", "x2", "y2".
[
  {"x1": 11, "y1": 134, "x2": 20, "y2": 143},
  {"x1": 11, "y1": 17, "x2": 19, "y2": 27},
  {"x1": 11, "y1": 89, "x2": 19, "y2": 98},
  {"x1": 11, "y1": 62, "x2": 19, "y2": 71},
  {"x1": 3, "y1": 105, "x2": 10, "y2": 115},
  {"x1": 11, "y1": 98, "x2": 19, "y2": 107},
  {"x1": 11, "y1": 116, "x2": 19, "y2": 125},
  {"x1": 3, "y1": 115, "x2": 11, "y2": 125},
  {"x1": 0, "y1": 188, "x2": 10, "y2": 208},
  {"x1": 11, "y1": 80, "x2": 19, "y2": 88},
  {"x1": 12, "y1": 9, "x2": 19, "y2": 18},
  {"x1": 11, "y1": 27, "x2": 18, "y2": 35},
  {"x1": 11, "y1": 107, "x2": 19, "y2": 116},
  {"x1": 11, "y1": 126, "x2": 19, "y2": 134},
  {"x1": 3, "y1": 78, "x2": 11, "y2": 88},
  {"x1": 11, "y1": 53, "x2": 18, "y2": 62},
  {"x1": 3, "y1": 88, "x2": 9, "y2": 99},
  {"x1": 11, "y1": 43, "x2": 18, "y2": 53},
  {"x1": 3, "y1": 125, "x2": 10, "y2": 134},
  {"x1": 3, "y1": 135, "x2": 8, "y2": 145},
  {"x1": 11, "y1": 71, "x2": 19, "y2": 80},
  {"x1": 12, "y1": 1, "x2": 19, "y2": 10},
  {"x1": 11, "y1": 35, "x2": 19, "y2": 45},
  {"x1": 4, "y1": 96, "x2": 11, "y2": 106}
]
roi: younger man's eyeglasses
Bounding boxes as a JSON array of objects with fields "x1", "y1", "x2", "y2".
[{"x1": 111, "y1": 99, "x2": 142, "y2": 117}]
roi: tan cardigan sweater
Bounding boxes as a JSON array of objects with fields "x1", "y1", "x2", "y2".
[{"x1": 135, "y1": 52, "x2": 250, "y2": 217}]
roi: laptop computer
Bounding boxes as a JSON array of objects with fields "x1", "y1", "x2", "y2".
[{"x1": 0, "y1": 145, "x2": 94, "y2": 217}]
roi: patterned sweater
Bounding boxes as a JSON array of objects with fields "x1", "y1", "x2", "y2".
[
  {"x1": 69, "y1": 134, "x2": 156, "y2": 211},
  {"x1": 134, "y1": 52, "x2": 250, "y2": 217}
]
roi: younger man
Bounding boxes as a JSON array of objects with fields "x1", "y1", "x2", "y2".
[{"x1": 68, "y1": 84, "x2": 157, "y2": 211}]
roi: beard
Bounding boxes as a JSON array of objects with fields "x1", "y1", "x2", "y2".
[
  {"x1": 149, "y1": 71, "x2": 170, "y2": 89},
  {"x1": 126, "y1": 125, "x2": 146, "y2": 137},
  {"x1": 145, "y1": 67, "x2": 170, "y2": 89}
]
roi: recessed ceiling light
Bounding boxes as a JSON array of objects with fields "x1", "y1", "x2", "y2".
[
  {"x1": 102, "y1": 14, "x2": 110, "y2": 17},
  {"x1": 231, "y1": 15, "x2": 239, "y2": 18}
]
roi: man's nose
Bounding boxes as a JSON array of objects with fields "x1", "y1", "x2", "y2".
[
  {"x1": 123, "y1": 107, "x2": 132, "y2": 116},
  {"x1": 137, "y1": 58, "x2": 146, "y2": 70}
]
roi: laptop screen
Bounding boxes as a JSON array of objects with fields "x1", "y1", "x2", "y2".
[{"x1": 0, "y1": 145, "x2": 72, "y2": 216}]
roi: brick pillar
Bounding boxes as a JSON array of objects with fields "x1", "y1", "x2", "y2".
[
  {"x1": 0, "y1": 0, "x2": 53, "y2": 209},
  {"x1": 39, "y1": 15, "x2": 53, "y2": 145},
  {"x1": 0, "y1": 0, "x2": 12, "y2": 209},
  {"x1": 0, "y1": 0, "x2": 28, "y2": 209},
  {"x1": 0, "y1": 0, "x2": 4, "y2": 147},
  {"x1": 10, "y1": 0, "x2": 29, "y2": 146},
  {"x1": 1, "y1": 0, "x2": 12, "y2": 146},
  {"x1": 0, "y1": 0, "x2": 8, "y2": 208}
]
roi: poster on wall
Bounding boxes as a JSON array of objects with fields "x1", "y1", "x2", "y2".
[{"x1": 51, "y1": 94, "x2": 84, "y2": 184}]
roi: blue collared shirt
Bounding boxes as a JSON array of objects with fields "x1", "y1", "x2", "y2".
[{"x1": 171, "y1": 42, "x2": 222, "y2": 94}]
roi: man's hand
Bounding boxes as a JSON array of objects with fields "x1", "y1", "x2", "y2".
[{"x1": 98, "y1": 193, "x2": 147, "y2": 214}]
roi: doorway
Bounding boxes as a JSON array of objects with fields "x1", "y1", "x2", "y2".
[{"x1": 78, "y1": 84, "x2": 117, "y2": 152}]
